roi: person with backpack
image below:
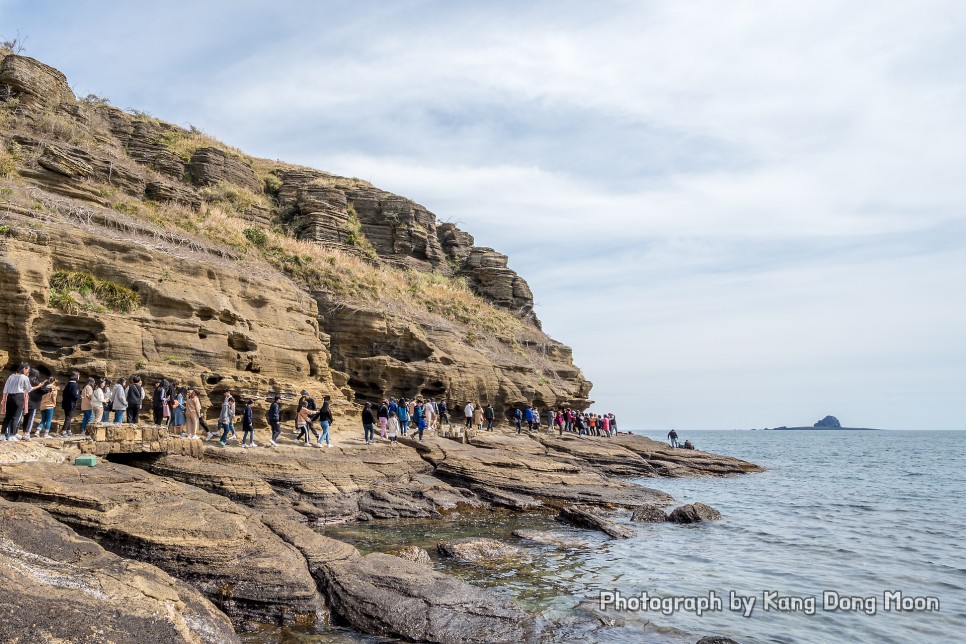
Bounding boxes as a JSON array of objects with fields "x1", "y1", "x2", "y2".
[
  {"x1": 513, "y1": 407, "x2": 523, "y2": 434},
  {"x1": 267, "y1": 395, "x2": 282, "y2": 446},
  {"x1": 125, "y1": 376, "x2": 144, "y2": 424},
  {"x1": 377, "y1": 400, "x2": 389, "y2": 440},
  {"x1": 61, "y1": 372, "x2": 81, "y2": 434},
  {"x1": 412, "y1": 400, "x2": 427, "y2": 442},
  {"x1": 397, "y1": 398, "x2": 410, "y2": 437}
]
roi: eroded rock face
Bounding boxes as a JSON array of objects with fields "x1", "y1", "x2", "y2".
[
  {"x1": 437, "y1": 537, "x2": 524, "y2": 562},
  {"x1": 0, "y1": 210, "x2": 345, "y2": 418},
  {"x1": 0, "y1": 461, "x2": 326, "y2": 628},
  {"x1": 188, "y1": 147, "x2": 260, "y2": 193},
  {"x1": 667, "y1": 502, "x2": 722, "y2": 524},
  {"x1": 0, "y1": 497, "x2": 239, "y2": 644},
  {"x1": 0, "y1": 54, "x2": 74, "y2": 107},
  {"x1": 322, "y1": 553, "x2": 539, "y2": 644}
]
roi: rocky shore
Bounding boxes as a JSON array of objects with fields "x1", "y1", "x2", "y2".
[{"x1": 0, "y1": 426, "x2": 761, "y2": 643}]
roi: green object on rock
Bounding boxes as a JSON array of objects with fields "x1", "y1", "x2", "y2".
[{"x1": 74, "y1": 455, "x2": 97, "y2": 467}]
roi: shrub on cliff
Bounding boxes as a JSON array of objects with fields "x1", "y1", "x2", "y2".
[{"x1": 49, "y1": 270, "x2": 140, "y2": 314}]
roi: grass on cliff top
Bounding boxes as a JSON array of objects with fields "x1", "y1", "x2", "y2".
[{"x1": 48, "y1": 270, "x2": 141, "y2": 314}]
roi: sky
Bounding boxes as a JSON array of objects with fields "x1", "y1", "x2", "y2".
[{"x1": 3, "y1": 0, "x2": 964, "y2": 429}]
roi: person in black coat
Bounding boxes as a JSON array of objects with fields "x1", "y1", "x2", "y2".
[
  {"x1": 60, "y1": 371, "x2": 80, "y2": 435},
  {"x1": 267, "y1": 395, "x2": 282, "y2": 446},
  {"x1": 361, "y1": 402, "x2": 375, "y2": 445}
]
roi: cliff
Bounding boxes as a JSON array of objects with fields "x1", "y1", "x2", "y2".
[{"x1": 0, "y1": 51, "x2": 591, "y2": 418}]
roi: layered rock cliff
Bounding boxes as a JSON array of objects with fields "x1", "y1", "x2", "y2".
[{"x1": 0, "y1": 51, "x2": 591, "y2": 418}]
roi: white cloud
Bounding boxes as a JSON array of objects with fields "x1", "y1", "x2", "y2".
[{"x1": 5, "y1": 0, "x2": 965, "y2": 428}]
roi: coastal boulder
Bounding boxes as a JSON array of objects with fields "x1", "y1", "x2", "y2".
[
  {"x1": 668, "y1": 503, "x2": 722, "y2": 524},
  {"x1": 630, "y1": 504, "x2": 669, "y2": 523},
  {"x1": 437, "y1": 537, "x2": 524, "y2": 562},
  {"x1": 322, "y1": 552, "x2": 539, "y2": 643},
  {"x1": 558, "y1": 506, "x2": 634, "y2": 539},
  {"x1": 0, "y1": 497, "x2": 239, "y2": 643},
  {"x1": 388, "y1": 545, "x2": 433, "y2": 565},
  {"x1": 0, "y1": 461, "x2": 325, "y2": 629}
]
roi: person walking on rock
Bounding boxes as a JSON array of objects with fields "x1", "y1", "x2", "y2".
[
  {"x1": 38, "y1": 379, "x2": 58, "y2": 438},
  {"x1": 377, "y1": 400, "x2": 389, "y2": 440},
  {"x1": 79, "y1": 377, "x2": 95, "y2": 434},
  {"x1": 513, "y1": 406, "x2": 523, "y2": 434},
  {"x1": 267, "y1": 395, "x2": 282, "y2": 446},
  {"x1": 464, "y1": 401, "x2": 474, "y2": 429},
  {"x1": 483, "y1": 403, "x2": 495, "y2": 431},
  {"x1": 316, "y1": 396, "x2": 333, "y2": 447},
  {"x1": 125, "y1": 376, "x2": 144, "y2": 425},
  {"x1": 241, "y1": 399, "x2": 255, "y2": 447},
  {"x1": 169, "y1": 385, "x2": 186, "y2": 435},
  {"x1": 412, "y1": 400, "x2": 426, "y2": 442},
  {"x1": 396, "y1": 398, "x2": 410, "y2": 437},
  {"x1": 668, "y1": 428, "x2": 679, "y2": 448},
  {"x1": 152, "y1": 380, "x2": 165, "y2": 425},
  {"x1": 61, "y1": 371, "x2": 81, "y2": 434},
  {"x1": 21, "y1": 372, "x2": 48, "y2": 439},
  {"x1": 387, "y1": 413, "x2": 399, "y2": 446},
  {"x1": 215, "y1": 390, "x2": 236, "y2": 445},
  {"x1": 1, "y1": 362, "x2": 31, "y2": 441},
  {"x1": 362, "y1": 401, "x2": 375, "y2": 445},
  {"x1": 92, "y1": 379, "x2": 106, "y2": 426},
  {"x1": 472, "y1": 403, "x2": 484, "y2": 431},
  {"x1": 184, "y1": 388, "x2": 202, "y2": 439},
  {"x1": 108, "y1": 377, "x2": 127, "y2": 425},
  {"x1": 295, "y1": 402, "x2": 313, "y2": 447}
]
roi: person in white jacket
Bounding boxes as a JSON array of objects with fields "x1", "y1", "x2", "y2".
[
  {"x1": 464, "y1": 402, "x2": 474, "y2": 429},
  {"x1": 110, "y1": 378, "x2": 128, "y2": 423}
]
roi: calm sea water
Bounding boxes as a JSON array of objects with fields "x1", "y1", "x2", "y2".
[{"x1": 246, "y1": 430, "x2": 966, "y2": 643}]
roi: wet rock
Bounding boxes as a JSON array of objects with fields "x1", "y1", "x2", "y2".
[
  {"x1": 558, "y1": 506, "x2": 634, "y2": 539},
  {"x1": 0, "y1": 461, "x2": 325, "y2": 629},
  {"x1": 696, "y1": 637, "x2": 739, "y2": 644},
  {"x1": 429, "y1": 439, "x2": 673, "y2": 509},
  {"x1": 322, "y1": 552, "x2": 539, "y2": 643},
  {"x1": 437, "y1": 537, "x2": 524, "y2": 562},
  {"x1": 511, "y1": 529, "x2": 576, "y2": 546},
  {"x1": 388, "y1": 545, "x2": 433, "y2": 565},
  {"x1": 630, "y1": 504, "x2": 669, "y2": 523},
  {"x1": 0, "y1": 497, "x2": 238, "y2": 643},
  {"x1": 668, "y1": 502, "x2": 722, "y2": 524}
]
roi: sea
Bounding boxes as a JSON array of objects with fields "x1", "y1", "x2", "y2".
[{"x1": 244, "y1": 430, "x2": 966, "y2": 644}]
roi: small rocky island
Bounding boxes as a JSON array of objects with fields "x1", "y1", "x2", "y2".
[{"x1": 763, "y1": 415, "x2": 881, "y2": 430}]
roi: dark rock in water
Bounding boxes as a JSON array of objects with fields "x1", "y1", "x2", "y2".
[
  {"x1": 388, "y1": 545, "x2": 433, "y2": 565},
  {"x1": 668, "y1": 503, "x2": 722, "y2": 524},
  {"x1": 696, "y1": 636, "x2": 740, "y2": 644},
  {"x1": 0, "y1": 497, "x2": 239, "y2": 643},
  {"x1": 437, "y1": 537, "x2": 524, "y2": 562},
  {"x1": 322, "y1": 552, "x2": 539, "y2": 643},
  {"x1": 558, "y1": 506, "x2": 634, "y2": 539},
  {"x1": 814, "y1": 415, "x2": 841, "y2": 428},
  {"x1": 630, "y1": 504, "x2": 669, "y2": 523}
]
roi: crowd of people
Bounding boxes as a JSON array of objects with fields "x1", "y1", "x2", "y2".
[{"x1": 1, "y1": 361, "x2": 623, "y2": 449}]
